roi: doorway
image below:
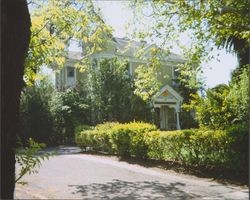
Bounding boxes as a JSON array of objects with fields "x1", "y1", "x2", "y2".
[{"x1": 160, "y1": 106, "x2": 168, "y2": 130}]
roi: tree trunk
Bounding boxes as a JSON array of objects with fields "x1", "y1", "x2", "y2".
[{"x1": 1, "y1": 0, "x2": 31, "y2": 199}]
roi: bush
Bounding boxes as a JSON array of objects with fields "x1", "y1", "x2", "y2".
[
  {"x1": 74, "y1": 124, "x2": 92, "y2": 136},
  {"x1": 184, "y1": 67, "x2": 249, "y2": 129},
  {"x1": 146, "y1": 128, "x2": 247, "y2": 172},
  {"x1": 75, "y1": 122, "x2": 247, "y2": 172},
  {"x1": 75, "y1": 122, "x2": 157, "y2": 158},
  {"x1": 20, "y1": 78, "x2": 54, "y2": 144},
  {"x1": 50, "y1": 88, "x2": 90, "y2": 144},
  {"x1": 225, "y1": 123, "x2": 248, "y2": 171},
  {"x1": 75, "y1": 122, "x2": 118, "y2": 153},
  {"x1": 146, "y1": 129, "x2": 233, "y2": 167},
  {"x1": 107, "y1": 122, "x2": 156, "y2": 158}
]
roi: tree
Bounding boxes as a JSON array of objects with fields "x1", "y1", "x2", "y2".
[
  {"x1": 1, "y1": 0, "x2": 31, "y2": 198},
  {"x1": 2, "y1": 0, "x2": 111, "y2": 197},
  {"x1": 184, "y1": 72, "x2": 249, "y2": 129},
  {"x1": 87, "y1": 58, "x2": 133, "y2": 124},
  {"x1": 86, "y1": 57, "x2": 154, "y2": 124},
  {"x1": 129, "y1": 0, "x2": 249, "y2": 85},
  {"x1": 25, "y1": 0, "x2": 113, "y2": 85},
  {"x1": 227, "y1": 67, "x2": 249, "y2": 124}
]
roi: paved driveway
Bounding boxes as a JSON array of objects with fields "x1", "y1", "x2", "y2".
[{"x1": 15, "y1": 147, "x2": 248, "y2": 199}]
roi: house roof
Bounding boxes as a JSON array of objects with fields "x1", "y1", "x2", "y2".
[
  {"x1": 66, "y1": 37, "x2": 185, "y2": 63},
  {"x1": 114, "y1": 37, "x2": 150, "y2": 57},
  {"x1": 66, "y1": 51, "x2": 83, "y2": 60},
  {"x1": 153, "y1": 84, "x2": 184, "y2": 103},
  {"x1": 113, "y1": 37, "x2": 185, "y2": 63}
]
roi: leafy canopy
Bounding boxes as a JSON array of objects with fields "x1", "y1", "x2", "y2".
[
  {"x1": 26, "y1": 0, "x2": 113, "y2": 85},
  {"x1": 183, "y1": 67, "x2": 249, "y2": 129},
  {"x1": 128, "y1": 0, "x2": 249, "y2": 87}
]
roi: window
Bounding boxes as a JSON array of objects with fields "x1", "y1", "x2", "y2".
[
  {"x1": 172, "y1": 66, "x2": 179, "y2": 80},
  {"x1": 91, "y1": 58, "x2": 98, "y2": 70},
  {"x1": 172, "y1": 66, "x2": 180, "y2": 87},
  {"x1": 125, "y1": 61, "x2": 132, "y2": 76},
  {"x1": 67, "y1": 67, "x2": 75, "y2": 78}
]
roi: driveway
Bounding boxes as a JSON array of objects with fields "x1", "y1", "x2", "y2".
[{"x1": 14, "y1": 146, "x2": 248, "y2": 199}]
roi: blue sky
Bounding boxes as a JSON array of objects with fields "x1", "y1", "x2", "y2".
[{"x1": 94, "y1": 1, "x2": 238, "y2": 88}]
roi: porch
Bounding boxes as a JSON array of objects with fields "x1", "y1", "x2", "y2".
[{"x1": 153, "y1": 84, "x2": 183, "y2": 130}]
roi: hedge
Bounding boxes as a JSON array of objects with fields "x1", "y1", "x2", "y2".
[{"x1": 75, "y1": 122, "x2": 248, "y2": 172}]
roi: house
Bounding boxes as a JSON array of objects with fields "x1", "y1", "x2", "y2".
[{"x1": 55, "y1": 37, "x2": 185, "y2": 130}]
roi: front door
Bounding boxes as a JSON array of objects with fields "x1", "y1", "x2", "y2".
[{"x1": 160, "y1": 106, "x2": 168, "y2": 130}]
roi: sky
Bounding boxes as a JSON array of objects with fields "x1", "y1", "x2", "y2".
[{"x1": 94, "y1": 1, "x2": 238, "y2": 89}]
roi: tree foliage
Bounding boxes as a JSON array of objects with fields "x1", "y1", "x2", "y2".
[
  {"x1": 20, "y1": 77, "x2": 54, "y2": 143},
  {"x1": 50, "y1": 87, "x2": 90, "y2": 144},
  {"x1": 134, "y1": 64, "x2": 160, "y2": 101},
  {"x1": 227, "y1": 67, "x2": 249, "y2": 124},
  {"x1": 86, "y1": 57, "x2": 153, "y2": 124},
  {"x1": 129, "y1": 0, "x2": 249, "y2": 87},
  {"x1": 20, "y1": 76, "x2": 90, "y2": 144},
  {"x1": 15, "y1": 138, "x2": 52, "y2": 185},
  {"x1": 25, "y1": 0, "x2": 113, "y2": 85},
  {"x1": 184, "y1": 67, "x2": 249, "y2": 129},
  {"x1": 87, "y1": 58, "x2": 133, "y2": 123}
]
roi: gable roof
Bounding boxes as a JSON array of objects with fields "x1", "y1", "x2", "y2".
[
  {"x1": 113, "y1": 37, "x2": 151, "y2": 57},
  {"x1": 66, "y1": 51, "x2": 83, "y2": 60},
  {"x1": 153, "y1": 84, "x2": 184, "y2": 103}
]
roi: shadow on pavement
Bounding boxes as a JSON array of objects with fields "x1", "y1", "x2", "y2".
[
  {"x1": 69, "y1": 179, "x2": 202, "y2": 199},
  {"x1": 118, "y1": 157, "x2": 248, "y2": 187},
  {"x1": 39, "y1": 146, "x2": 82, "y2": 155}
]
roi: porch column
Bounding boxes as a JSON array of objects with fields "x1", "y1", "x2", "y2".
[
  {"x1": 97, "y1": 59, "x2": 100, "y2": 69},
  {"x1": 176, "y1": 110, "x2": 180, "y2": 130},
  {"x1": 175, "y1": 104, "x2": 181, "y2": 130}
]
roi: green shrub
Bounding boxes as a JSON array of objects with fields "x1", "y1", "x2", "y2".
[
  {"x1": 75, "y1": 121, "x2": 157, "y2": 158},
  {"x1": 144, "y1": 131, "x2": 165, "y2": 160},
  {"x1": 50, "y1": 88, "x2": 90, "y2": 144},
  {"x1": 75, "y1": 121, "x2": 247, "y2": 172},
  {"x1": 75, "y1": 122, "x2": 118, "y2": 153},
  {"x1": 145, "y1": 129, "x2": 232, "y2": 166},
  {"x1": 74, "y1": 124, "x2": 92, "y2": 136},
  {"x1": 145, "y1": 128, "x2": 246, "y2": 171},
  {"x1": 110, "y1": 125, "x2": 131, "y2": 157},
  {"x1": 19, "y1": 78, "x2": 54, "y2": 144},
  {"x1": 110, "y1": 122, "x2": 157, "y2": 158},
  {"x1": 225, "y1": 123, "x2": 248, "y2": 172},
  {"x1": 187, "y1": 129, "x2": 231, "y2": 166}
]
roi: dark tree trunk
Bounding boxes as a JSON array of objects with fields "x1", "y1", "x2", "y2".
[{"x1": 1, "y1": 0, "x2": 31, "y2": 199}]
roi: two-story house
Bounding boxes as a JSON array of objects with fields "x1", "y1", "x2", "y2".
[{"x1": 55, "y1": 37, "x2": 184, "y2": 130}]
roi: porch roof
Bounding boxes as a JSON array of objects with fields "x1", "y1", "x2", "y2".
[{"x1": 152, "y1": 84, "x2": 183, "y2": 107}]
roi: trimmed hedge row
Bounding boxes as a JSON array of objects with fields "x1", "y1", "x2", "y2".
[
  {"x1": 75, "y1": 122, "x2": 157, "y2": 157},
  {"x1": 75, "y1": 122, "x2": 248, "y2": 172}
]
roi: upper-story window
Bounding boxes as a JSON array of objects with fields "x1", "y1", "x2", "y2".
[
  {"x1": 125, "y1": 61, "x2": 132, "y2": 76},
  {"x1": 91, "y1": 58, "x2": 98, "y2": 70},
  {"x1": 172, "y1": 66, "x2": 179, "y2": 80},
  {"x1": 172, "y1": 66, "x2": 180, "y2": 87},
  {"x1": 67, "y1": 67, "x2": 75, "y2": 78}
]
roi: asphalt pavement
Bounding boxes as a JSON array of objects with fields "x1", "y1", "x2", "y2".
[{"x1": 14, "y1": 146, "x2": 249, "y2": 199}]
